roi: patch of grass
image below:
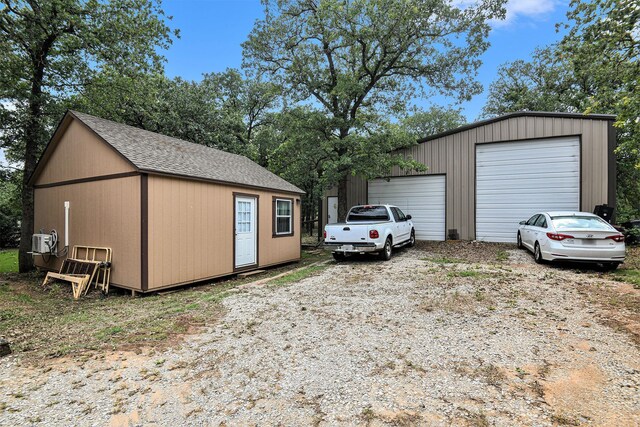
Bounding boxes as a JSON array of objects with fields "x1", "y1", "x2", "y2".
[
  {"x1": 0, "y1": 249, "x2": 18, "y2": 273},
  {"x1": 201, "y1": 291, "x2": 230, "y2": 303},
  {"x1": 96, "y1": 326, "x2": 124, "y2": 341},
  {"x1": 495, "y1": 250, "x2": 509, "y2": 262},
  {"x1": 13, "y1": 293, "x2": 34, "y2": 304},
  {"x1": 270, "y1": 264, "x2": 327, "y2": 286},
  {"x1": 611, "y1": 269, "x2": 640, "y2": 289},
  {"x1": 0, "y1": 308, "x2": 17, "y2": 321},
  {"x1": 360, "y1": 406, "x2": 376, "y2": 423}
]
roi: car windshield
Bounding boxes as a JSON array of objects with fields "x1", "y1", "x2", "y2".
[
  {"x1": 551, "y1": 215, "x2": 612, "y2": 231},
  {"x1": 347, "y1": 206, "x2": 389, "y2": 221}
]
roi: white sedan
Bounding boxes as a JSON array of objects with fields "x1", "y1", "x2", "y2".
[{"x1": 516, "y1": 211, "x2": 625, "y2": 269}]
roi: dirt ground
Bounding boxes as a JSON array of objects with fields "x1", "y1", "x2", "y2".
[{"x1": 1, "y1": 242, "x2": 639, "y2": 426}]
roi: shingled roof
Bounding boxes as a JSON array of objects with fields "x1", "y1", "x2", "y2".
[{"x1": 42, "y1": 111, "x2": 304, "y2": 194}]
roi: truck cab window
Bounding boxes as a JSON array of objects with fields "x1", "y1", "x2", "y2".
[{"x1": 347, "y1": 206, "x2": 390, "y2": 221}]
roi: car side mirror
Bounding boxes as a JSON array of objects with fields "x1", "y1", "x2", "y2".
[
  {"x1": 406, "y1": 215, "x2": 412, "y2": 220},
  {"x1": 519, "y1": 220, "x2": 526, "y2": 225}
]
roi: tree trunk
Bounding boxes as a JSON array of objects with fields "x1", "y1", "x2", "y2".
[
  {"x1": 18, "y1": 110, "x2": 41, "y2": 273},
  {"x1": 310, "y1": 195, "x2": 316, "y2": 236},
  {"x1": 317, "y1": 195, "x2": 323, "y2": 242},
  {"x1": 18, "y1": 73, "x2": 46, "y2": 272},
  {"x1": 337, "y1": 175, "x2": 348, "y2": 223}
]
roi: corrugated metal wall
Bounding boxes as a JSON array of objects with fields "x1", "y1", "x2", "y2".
[{"x1": 323, "y1": 115, "x2": 613, "y2": 240}]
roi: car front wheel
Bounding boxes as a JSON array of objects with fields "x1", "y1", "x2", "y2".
[{"x1": 517, "y1": 232, "x2": 524, "y2": 249}]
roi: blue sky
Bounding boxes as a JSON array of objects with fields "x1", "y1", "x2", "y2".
[{"x1": 161, "y1": 0, "x2": 571, "y2": 122}]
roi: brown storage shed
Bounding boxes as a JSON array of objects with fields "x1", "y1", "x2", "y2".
[
  {"x1": 29, "y1": 111, "x2": 304, "y2": 293},
  {"x1": 323, "y1": 111, "x2": 616, "y2": 243}
]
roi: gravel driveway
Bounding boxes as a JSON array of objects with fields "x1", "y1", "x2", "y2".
[{"x1": 1, "y1": 243, "x2": 639, "y2": 426}]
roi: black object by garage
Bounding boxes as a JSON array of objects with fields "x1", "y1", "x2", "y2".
[{"x1": 594, "y1": 204, "x2": 614, "y2": 223}]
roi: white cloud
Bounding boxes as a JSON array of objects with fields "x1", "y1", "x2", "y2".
[
  {"x1": 452, "y1": 0, "x2": 560, "y2": 27},
  {"x1": 499, "y1": 0, "x2": 559, "y2": 25}
]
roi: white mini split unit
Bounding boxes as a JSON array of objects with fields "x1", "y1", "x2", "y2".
[
  {"x1": 32, "y1": 234, "x2": 53, "y2": 254},
  {"x1": 31, "y1": 201, "x2": 70, "y2": 256}
]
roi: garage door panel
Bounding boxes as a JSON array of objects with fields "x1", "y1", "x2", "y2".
[
  {"x1": 477, "y1": 140, "x2": 577, "y2": 154},
  {"x1": 369, "y1": 175, "x2": 445, "y2": 241},
  {"x1": 477, "y1": 163, "x2": 579, "y2": 175},
  {"x1": 477, "y1": 191, "x2": 579, "y2": 199},
  {"x1": 478, "y1": 147, "x2": 575, "y2": 160},
  {"x1": 476, "y1": 137, "x2": 580, "y2": 243},
  {"x1": 477, "y1": 182, "x2": 579, "y2": 191}
]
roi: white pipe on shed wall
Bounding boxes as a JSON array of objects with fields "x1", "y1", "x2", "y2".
[{"x1": 64, "y1": 201, "x2": 70, "y2": 247}]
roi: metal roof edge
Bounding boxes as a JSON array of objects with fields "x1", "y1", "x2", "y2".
[{"x1": 416, "y1": 111, "x2": 617, "y2": 144}]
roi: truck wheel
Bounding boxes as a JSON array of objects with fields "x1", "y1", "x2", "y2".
[
  {"x1": 332, "y1": 253, "x2": 346, "y2": 262},
  {"x1": 409, "y1": 229, "x2": 416, "y2": 247},
  {"x1": 379, "y1": 238, "x2": 392, "y2": 261}
]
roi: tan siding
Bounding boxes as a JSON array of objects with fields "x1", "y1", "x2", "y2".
[
  {"x1": 35, "y1": 120, "x2": 135, "y2": 185},
  {"x1": 330, "y1": 116, "x2": 612, "y2": 240},
  {"x1": 147, "y1": 175, "x2": 301, "y2": 290},
  {"x1": 33, "y1": 176, "x2": 141, "y2": 289}
]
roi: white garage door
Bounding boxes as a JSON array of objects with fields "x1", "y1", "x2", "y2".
[
  {"x1": 368, "y1": 175, "x2": 446, "y2": 241},
  {"x1": 476, "y1": 137, "x2": 580, "y2": 243}
]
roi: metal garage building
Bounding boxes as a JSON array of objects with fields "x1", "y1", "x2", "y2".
[{"x1": 322, "y1": 111, "x2": 616, "y2": 243}]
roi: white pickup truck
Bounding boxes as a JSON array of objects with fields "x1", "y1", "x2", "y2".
[{"x1": 324, "y1": 204, "x2": 415, "y2": 261}]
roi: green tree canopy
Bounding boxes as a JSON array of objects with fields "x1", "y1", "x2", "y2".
[
  {"x1": 402, "y1": 106, "x2": 467, "y2": 139},
  {"x1": 243, "y1": 0, "x2": 506, "y2": 219},
  {"x1": 73, "y1": 68, "x2": 281, "y2": 165},
  {"x1": 0, "y1": 0, "x2": 177, "y2": 271}
]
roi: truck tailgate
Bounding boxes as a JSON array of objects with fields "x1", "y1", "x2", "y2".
[{"x1": 325, "y1": 224, "x2": 370, "y2": 243}]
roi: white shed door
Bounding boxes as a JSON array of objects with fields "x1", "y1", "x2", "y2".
[
  {"x1": 475, "y1": 137, "x2": 580, "y2": 243},
  {"x1": 235, "y1": 196, "x2": 257, "y2": 267},
  {"x1": 368, "y1": 175, "x2": 446, "y2": 241}
]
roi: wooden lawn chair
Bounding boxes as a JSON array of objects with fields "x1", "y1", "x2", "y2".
[{"x1": 41, "y1": 245, "x2": 112, "y2": 299}]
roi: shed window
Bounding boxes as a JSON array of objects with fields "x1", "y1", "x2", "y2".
[{"x1": 275, "y1": 199, "x2": 293, "y2": 235}]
